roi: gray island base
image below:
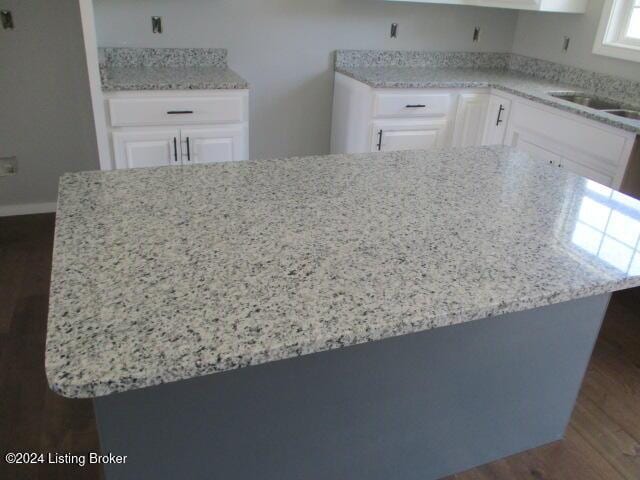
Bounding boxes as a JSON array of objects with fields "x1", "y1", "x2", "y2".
[{"x1": 95, "y1": 294, "x2": 609, "y2": 480}]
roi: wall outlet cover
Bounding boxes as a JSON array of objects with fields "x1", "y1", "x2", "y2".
[{"x1": 0, "y1": 156, "x2": 18, "y2": 176}]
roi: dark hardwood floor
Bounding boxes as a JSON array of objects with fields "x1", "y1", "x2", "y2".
[{"x1": 1, "y1": 213, "x2": 639, "y2": 480}]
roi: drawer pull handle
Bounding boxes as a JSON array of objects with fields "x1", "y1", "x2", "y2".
[
  {"x1": 496, "y1": 105, "x2": 505, "y2": 126},
  {"x1": 173, "y1": 137, "x2": 178, "y2": 163},
  {"x1": 377, "y1": 129, "x2": 383, "y2": 151},
  {"x1": 167, "y1": 110, "x2": 194, "y2": 115},
  {"x1": 406, "y1": 104, "x2": 426, "y2": 108}
]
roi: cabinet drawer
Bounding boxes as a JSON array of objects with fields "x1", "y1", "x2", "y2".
[
  {"x1": 108, "y1": 95, "x2": 246, "y2": 127},
  {"x1": 373, "y1": 92, "x2": 451, "y2": 118}
]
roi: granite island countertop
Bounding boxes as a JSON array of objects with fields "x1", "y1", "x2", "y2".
[
  {"x1": 46, "y1": 146, "x2": 640, "y2": 399},
  {"x1": 335, "y1": 51, "x2": 640, "y2": 134},
  {"x1": 99, "y1": 47, "x2": 249, "y2": 91}
]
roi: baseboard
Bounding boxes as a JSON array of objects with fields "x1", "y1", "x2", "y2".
[{"x1": 0, "y1": 201, "x2": 57, "y2": 217}]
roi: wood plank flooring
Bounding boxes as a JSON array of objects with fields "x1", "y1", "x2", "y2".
[{"x1": 1, "y1": 213, "x2": 639, "y2": 480}]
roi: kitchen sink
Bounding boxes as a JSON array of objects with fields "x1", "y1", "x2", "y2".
[
  {"x1": 602, "y1": 109, "x2": 640, "y2": 120},
  {"x1": 549, "y1": 92, "x2": 623, "y2": 110}
]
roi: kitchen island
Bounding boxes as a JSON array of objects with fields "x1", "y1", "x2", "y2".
[{"x1": 46, "y1": 146, "x2": 640, "y2": 479}]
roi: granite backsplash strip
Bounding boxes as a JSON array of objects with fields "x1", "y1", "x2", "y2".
[
  {"x1": 336, "y1": 50, "x2": 640, "y2": 107},
  {"x1": 100, "y1": 47, "x2": 228, "y2": 68},
  {"x1": 507, "y1": 54, "x2": 640, "y2": 106},
  {"x1": 335, "y1": 50, "x2": 509, "y2": 70}
]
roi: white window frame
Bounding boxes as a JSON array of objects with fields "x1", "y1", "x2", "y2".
[{"x1": 593, "y1": 0, "x2": 640, "y2": 62}]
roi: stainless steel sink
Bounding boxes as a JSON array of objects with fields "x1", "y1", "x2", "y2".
[
  {"x1": 549, "y1": 92, "x2": 623, "y2": 110},
  {"x1": 602, "y1": 109, "x2": 640, "y2": 120}
]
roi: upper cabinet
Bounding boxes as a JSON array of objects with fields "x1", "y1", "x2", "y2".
[{"x1": 384, "y1": 0, "x2": 587, "y2": 13}]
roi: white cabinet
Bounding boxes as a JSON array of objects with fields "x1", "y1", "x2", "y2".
[
  {"x1": 384, "y1": 0, "x2": 587, "y2": 13},
  {"x1": 505, "y1": 99, "x2": 633, "y2": 188},
  {"x1": 112, "y1": 129, "x2": 180, "y2": 169},
  {"x1": 181, "y1": 126, "x2": 246, "y2": 164},
  {"x1": 331, "y1": 73, "x2": 459, "y2": 155},
  {"x1": 509, "y1": 128, "x2": 616, "y2": 186},
  {"x1": 452, "y1": 93, "x2": 489, "y2": 148},
  {"x1": 105, "y1": 90, "x2": 249, "y2": 170},
  {"x1": 482, "y1": 94, "x2": 511, "y2": 146},
  {"x1": 331, "y1": 72, "x2": 635, "y2": 190},
  {"x1": 112, "y1": 125, "x2": 247, "y2": 169},
  {"x1": 372, "y1": 120, "x2": 448, "y2": 152}
]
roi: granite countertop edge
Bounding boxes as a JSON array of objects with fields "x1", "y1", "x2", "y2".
[
  {"x1": 101, "y1": 66, "x2": 250, "y2": 92},
  {"x1": 47, "y1": 276, "x2": 640, "y2": 399},
  {"x1": 335, "y1": 66, "x2": 640, "y2": 134}
]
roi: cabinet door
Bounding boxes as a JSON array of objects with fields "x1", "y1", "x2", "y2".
[
  {"x1": 560, "y1": 158, "x2": 614, "y2": 187},
  {"x1": 371, "y1": 121, "x2": 448, "y2": 152},
  {"x1": 482, "y1": 95, "x2": 511, "y2": 145},
  {"x1": 452, "y1": 93, "x2": 489, "y2": 147},
  {"x1": 180, "y1": 125, "x2": 246, "y2": 165},
  {"x1": 112, "y1": 129, "x2": 180, "y2": 169},
  {"x1": 508, "y1": 129, "x2": 564, "y2": 167}
]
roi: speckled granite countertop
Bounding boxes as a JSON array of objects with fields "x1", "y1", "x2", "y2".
[
  {"x1": 336, "y1": 65, "x2": 640, "y2": 134},
  {"x1": 99, "y1": 47, "x2": 249, "y2": 91},
  {"x1": 101, "y1": 66, "x2": 249, "y2": 91},
  {"x1": 46, "y1": 146, "x2": 640, "y2": 398}
]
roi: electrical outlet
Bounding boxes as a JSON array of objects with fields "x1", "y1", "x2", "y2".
[
  {"x1": 391, "y1": 23, "x2": 398, "y2": 39},
  {"x1": 562, "y1": 36, "x2": 570, "y2": 52},
  {"x1": 152, "y1": 16, "x2": 162, "y2": 34},
  {"x1": 473, "y1": 27, "x2": 481, "y2": 43},
  {"x1": 1, "y1": 10, "x2": 14, "y2": 30},
  {"x1": 0, "y1": 156, "x2": 18, "y2": 176}
]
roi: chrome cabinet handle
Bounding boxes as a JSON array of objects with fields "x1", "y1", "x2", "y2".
[
  {"x1": 377, "y1": 129, "x2": 383, "y2": 151},
  {"x1": 496, "y1": 105, "x2": 505, "y2": 126}
]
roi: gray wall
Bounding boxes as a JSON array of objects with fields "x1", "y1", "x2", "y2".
[
  {"x1": 94, "y1": 0, "x2": 519, "y2": 160},
  {"x1": 0, "y1": 0, "x2": 99, "y2": 211},
  {"x1": 512, "y1": 0, "x2": 640, "y2": 81}
]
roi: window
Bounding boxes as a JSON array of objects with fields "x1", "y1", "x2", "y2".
[{"x1": 594, "y1": 0, "x2": 640, "y2": 62}]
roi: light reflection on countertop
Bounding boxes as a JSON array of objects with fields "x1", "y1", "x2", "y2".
[{"x1": 570, "y1": 180, "x2": 640, "y2": 276}]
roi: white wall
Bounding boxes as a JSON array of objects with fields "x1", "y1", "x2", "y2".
[
  {"x1": 94, "y1": 0, "x2": 519, "y2": 160},
  {"x1": 512, "y1": 0, "x2": 640, "y2": 81},
  {"x1": 0, "y1": 0, "x2": 99, "y2": 214}
]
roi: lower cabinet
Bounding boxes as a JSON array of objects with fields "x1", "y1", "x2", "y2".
[
  {"x1": 113, "y1": 125, "x2": 247, "y2": 169},
  {"x1": 331, "y1": 73, "x2": 635, "y2": 189},
  {"x1": 105, "y1": 90, "x2": 250, "y2": 170},
  {"x1": 508, "y1": 127, "x2": 616, "y2": 186},
  {"x1": 505, "y1": 100, "x2": 632, "y2": 188},
  {"x1": 371, "y1": 120, "x2": 448, "y2": 152}
]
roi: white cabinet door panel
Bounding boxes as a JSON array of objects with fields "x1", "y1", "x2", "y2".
[
  {"x1": 508, "y1": 130, "x2": 564, "y2": 166},
  {"x1": 181, "y1": 126, "x2": 246, "y2": 165},
  {"x1": 371, "y1": 121, "x2": 448, "y2": 152},
  {"x1": 560, "y1": 158, "x2": 614, "y2": 187},
  {"x1": 452, "y1": 93, "x2": 489, "y2": 148},
  {"x1": 112, "y1": 129, "x2": 180, "y2": 169}
]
